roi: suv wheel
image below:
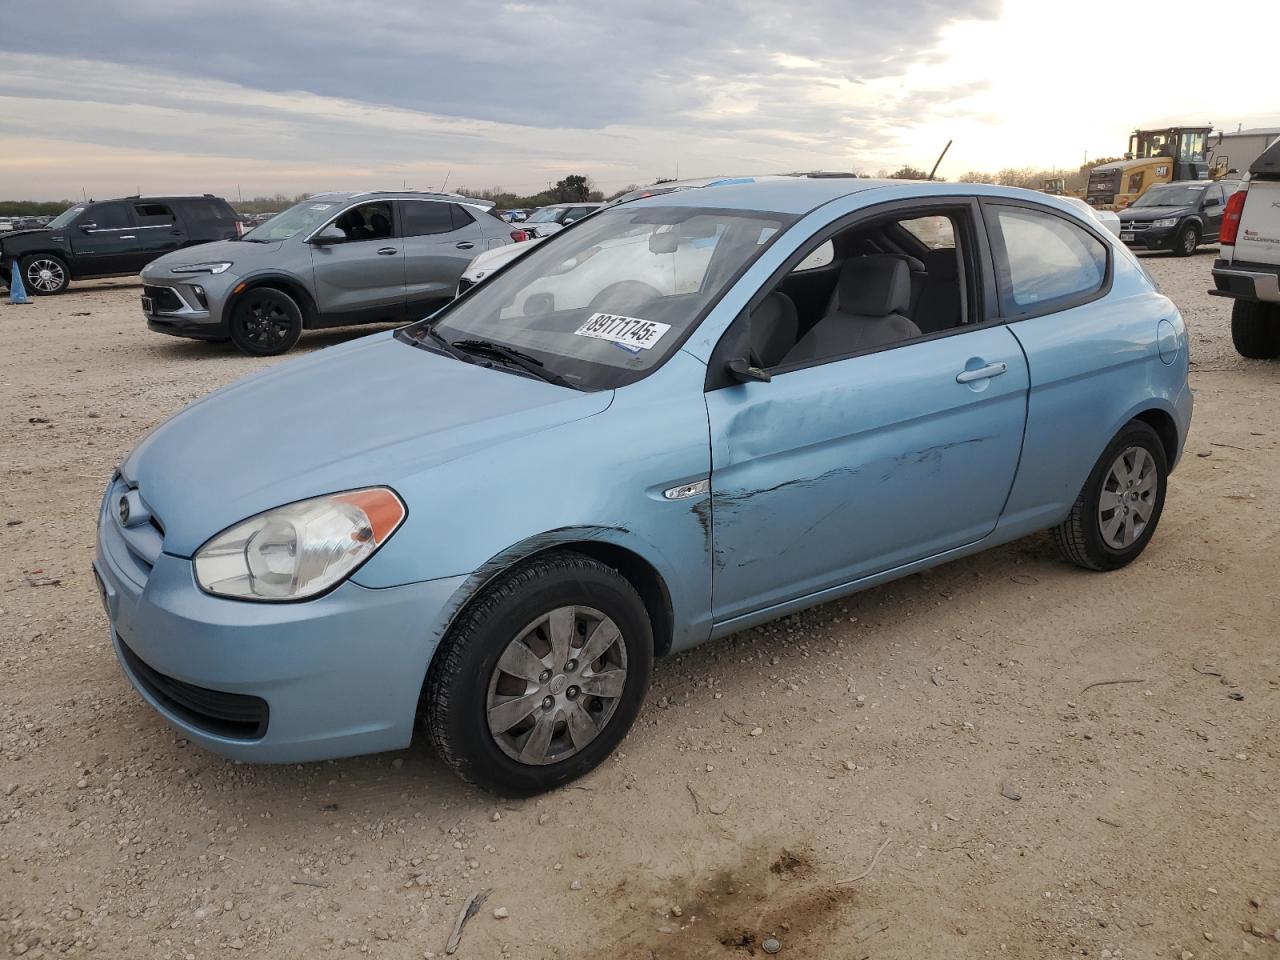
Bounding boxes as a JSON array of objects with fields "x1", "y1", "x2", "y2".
[
  {"x1": 1230, "y1": 300, "x2": 1280, "y2": 359},
  {"x1": 21, "y1": 254, "x2": 70, "y2": 295},
  {"x1": 1171, "y1": 224, "x2": 1199, "y2": 257},
  {"x1": 424, "y1": 551, "x2": 653, "y2": 796},
  {"x1": 229, "y1": 288, "x2": 303, "y2": 357},
  {"x1": 1052, "y1": 420, "x2": 1168, "y2": 571}
]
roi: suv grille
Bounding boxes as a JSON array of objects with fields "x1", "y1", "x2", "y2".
[
  {"x1": 143, "y1": 285, "x2": 185, "y2": 313},
  {"x1": 119, "y1": 637, "x2": 269, "y2": 740}
]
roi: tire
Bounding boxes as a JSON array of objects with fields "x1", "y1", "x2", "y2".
[
  {"x1": 1230, "y1": 300, "x2": 1280, "y2": 359},
  {"x1": 1052, "y1": 420, "x2": 1168, "y2": 571},
  {"x1": 229, "y1": 287, "x2": 303, "y2": 356},
  {"x1": 20, "y1": 254, "x2": 70, "y2": 294},
  {"x1": 1171, "y1": 224, "x2": 1199, "y2": 257},
  {"x1": 424, "y1": 550, "x2": 654, "y2": 796}
]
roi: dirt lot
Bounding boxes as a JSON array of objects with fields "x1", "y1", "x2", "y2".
[{"x1": 2, "y1": 250, "x2": 1278, "y2": 960}]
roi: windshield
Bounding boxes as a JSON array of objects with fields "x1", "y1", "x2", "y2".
[
  {"x1": 526, "y1": 207, "x2": 565, "y2": 224},
  {"x1": 47, "y1": 206, "x2": 85, "y2": 229},
  {"x1": 242, "y1": 198, "x2": 345, "y2": 241},
  {"x1": 400, "y1": 205, "x2": 792, "y2": 390},
  {"x1": 1131, "y1": 184, "x2": 1205, "y2": 208}
]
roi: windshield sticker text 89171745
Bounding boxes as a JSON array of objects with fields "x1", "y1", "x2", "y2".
[{"x1": 573, "y1": 313, "x2": 672, "y2": 352}]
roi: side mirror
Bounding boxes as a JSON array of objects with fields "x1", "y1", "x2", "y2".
[
  {"x1": 310, "y1": 225, "x2": 346, "y2": 245},
  {"x1": 726, "y1": 358, "x2": 771, "y2": 384},
  {"x1": 79, "y1": 222, "x2": 98, "y2": 232}
]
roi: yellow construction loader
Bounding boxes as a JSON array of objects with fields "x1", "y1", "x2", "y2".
[{"x1": 1086, "y1": 126, "x2": 1230, "y2": 209}]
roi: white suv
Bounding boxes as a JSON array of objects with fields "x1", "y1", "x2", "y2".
[{"x1": 1210, "y1": 137, "x2": 1280, "y2": 358}]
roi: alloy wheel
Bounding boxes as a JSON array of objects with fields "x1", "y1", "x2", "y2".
[
  {"x1": 1182, "y1": 229, "x2": 1197, "y2": 255},
  {"x1": 486, "y1": 605, "x2": 628, "y2": 766},
  {"x1": 1097, "y1": 445, "x2": 1158, "y2": 549},
  {"x1": 242, "y1": 298, "x2": 291, "y2": 349},
  {"x1": 25, "y1": 258, "x2": 66, "y2": 293}
]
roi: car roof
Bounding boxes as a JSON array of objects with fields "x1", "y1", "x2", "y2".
[
  {"x1": 620, "y1": 177, "x2": 915, "y2": 215},
  {"x1": 306, "y1": 190, "x2": 496, "y2": 210}
]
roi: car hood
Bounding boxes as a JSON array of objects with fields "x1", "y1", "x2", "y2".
[
  {"x1": 1120, "y1": 205, "x2": 1190, "y2": 221},
  {"x1": 0, "y1": 228, "x2": 55, "y2": 245},
  {"x1": 142, "y1": 238, "x2": 283, "y2": 277},
  {"x1": 121, "y1": 332, "x2": 612, "y2": 556}
]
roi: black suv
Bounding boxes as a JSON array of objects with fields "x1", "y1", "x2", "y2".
[
  {"x1": 0, "y1": 195, "x2": 241, "y2": 295},
  {"x1": 1117, "y1": 180, "x2": 1242, "y2": 256}
]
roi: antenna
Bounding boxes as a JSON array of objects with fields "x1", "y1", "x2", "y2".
[
  {"x1": 927, "y1": 140, "x2": 953, "y2": 181},
  {"x1": 439, "y1": 170, "x2": 452, "y2": 192}
]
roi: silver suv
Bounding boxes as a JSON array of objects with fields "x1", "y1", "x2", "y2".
[{"x1": 141, "y1": 191, "x2": 513, "y2": 355}]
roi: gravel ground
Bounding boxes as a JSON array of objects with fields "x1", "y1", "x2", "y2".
[{"x1": 1, "y1": 248, "x2": 1278, "y2": 960}]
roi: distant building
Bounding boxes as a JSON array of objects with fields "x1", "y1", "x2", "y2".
[{"x1": 1213, "y1": 127, "x2": 1280, "y2": 177}]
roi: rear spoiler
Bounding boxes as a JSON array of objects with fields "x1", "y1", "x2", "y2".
[
  {"x1": 457, "y1": 197, "x2": 496, "y2": 211},
  {"x1": 1249, "y1": 138, "x2": 1280, "y2": 180}
]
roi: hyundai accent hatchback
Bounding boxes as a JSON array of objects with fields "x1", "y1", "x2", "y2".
[{"x1": 94, "y1": 179, "x2": 1192, "y2": 796}]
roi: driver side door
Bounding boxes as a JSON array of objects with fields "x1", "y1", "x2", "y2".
[
  {"x1": 68, "y1": 202, "x2": 140, "y2": 276},
  {"x1": 309, "y1": 201, "x2": 406, "y2": 326}
]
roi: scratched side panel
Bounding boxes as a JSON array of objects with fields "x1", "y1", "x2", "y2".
[
  {"x1": 705, "y1": 326, "x2": 1030, "y2": 623},
  {"x1": 354, "y1": 350, "x2": 715, "y2": 652}
]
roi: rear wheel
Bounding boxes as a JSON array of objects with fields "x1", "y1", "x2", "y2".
[
  {"x1": 1171, "y1": 224, "x2": 1199, "y2": 257},
  {"x1": 1052, "y1": 420, "x2": 1168, "y2": 571},
  {"x1": 424, "y1": 551, "x2": 653, "y2": 796},
  {"x1": 1230, "y1": 300, "x2": 1280, "y2": 359},
  {"x1": 20, "y1": 254, "x2": 70, "y2": 294},
  {"x1": 229, "y1": 287, "x2": 302, "y2": 356}
]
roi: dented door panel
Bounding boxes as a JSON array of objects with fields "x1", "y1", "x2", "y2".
[{"x1": 705, "y1": 327, "x2": 1030, "y2": 623}]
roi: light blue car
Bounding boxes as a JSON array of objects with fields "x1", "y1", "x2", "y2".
[{"x1": 93, "y1": 178, "x2": 1192, "y2": 796}]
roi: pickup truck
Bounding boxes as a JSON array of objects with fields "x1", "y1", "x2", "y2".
[{"x1": 1210, "y1": 137, "x2": 1280, "y2": 358}]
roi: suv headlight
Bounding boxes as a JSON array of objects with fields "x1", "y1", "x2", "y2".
[
  {"x1": 193, "y1": 488, "x2": 406, "y2": 601},
  {"x1": 1151, "y1": 218, "x2": 1179, "y2": 228},
  {"x1": 171, "y1": 261, "x2": 233, "y2": 275}
]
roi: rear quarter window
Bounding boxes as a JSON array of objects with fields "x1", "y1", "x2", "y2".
[
  {"x1": 181, "y1": 200, "x2": 234, "y2": 223},
  {"x1": 990, "y1": 205, "x2": 1108, "y2": 314}
]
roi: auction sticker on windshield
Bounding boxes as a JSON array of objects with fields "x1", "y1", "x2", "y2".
[{"x1": 574, "y1": 313, "x2": 671, "y2": 351}]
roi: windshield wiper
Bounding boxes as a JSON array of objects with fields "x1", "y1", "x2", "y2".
[
  {"x1": 411, "y1": 323, "x2": 466, "y2": 360},
  {"x1": 450, "y1": 339, "x2": 574, "y2": 388}
]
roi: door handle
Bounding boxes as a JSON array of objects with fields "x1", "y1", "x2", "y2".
[
  {"x1": 455, "y1": 241, "x2": 475, "y2": 250},
  {"x1": 377, "y1": 247, "x2": 398, "y2": 255},
  {"x1": 119, "y1": 235, "x2": 136, "y2": 240},
  {"x1": 955, "y1": 361, "x2": 1008, "y2": 384}
]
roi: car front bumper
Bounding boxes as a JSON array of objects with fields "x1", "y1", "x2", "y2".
[
  {"x1": 1118, "y1": 224, "x2": 1178, "y2": 250},
  {"x1": 1210, "y1": 259, "x2": 1280, "y2": 304},
  {"x1": 93, "y1": 483, "x2": 468, "y2": 763},
  {"x1": 141, "y1": 273, "x2": 237, "y2": 340}
]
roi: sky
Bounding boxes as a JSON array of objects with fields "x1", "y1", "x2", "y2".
[{"x1": 1, "y1": 0, "x2": 1278, "y2": 201}]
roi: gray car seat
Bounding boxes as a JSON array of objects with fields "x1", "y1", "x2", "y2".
[{"x1": 784, "y1": 255, "x2": 922, "y2": 364}]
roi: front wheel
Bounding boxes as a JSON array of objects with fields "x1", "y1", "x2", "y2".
[
  {"x1": 1230, "y1": 300, "x2": 1280, "y2": 359},
  {"x1": 229, "y1": 287, "x2": 303, "y2": 356},
  {"x1": 1052, "y1": 420, "x2": 1168, "y2": 571},
  {"x1": 424, "y1": 551, "x2": 654, "y2": 796},
  {"x1": 20, "y1": 254, "x2": 70, "y2": 294},
  {"x1": 1171, "y1": 224, "x2": 1199, "y2": 257}
]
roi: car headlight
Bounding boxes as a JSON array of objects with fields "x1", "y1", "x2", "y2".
[
  {"x1": 193, "y1": 488, "x2": 406, "y2": 601},
  {"x1": 171, "y1": 261, "x2": 234, "y2": 275},
  {"x1": 1151, "y1": 218, "x2": 1178, "y2": 228}
]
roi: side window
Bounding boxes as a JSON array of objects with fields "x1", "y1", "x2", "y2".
[
  {"x1": 990, "y1": 206, "x2": 1107, "y2": 313},
  {"x1": 183, "y1": 200, "x2": 232, "y2": 224},
  {"x1": 900, "y1": 215, "x2": 955, "y2": 250},
  {"x1": 791, "y1": 240, "x2": 834, "y2": 273},
  {"x1": 565, "y1": 207, "x2": 594, "y2": 223},
  {"x1": 133, "y1": 202, "x2": 175, "y2": 227},
  {"x1": 400, "y1": 201, "x2": 454, "y2": 237},
  {"x1": 1204, "y1": 185, "x2": 1224, "y2": 207},
  {"x1": 331, "y1": 202, "x2": 394, "y2": 242},
  {"x1": 449, "y1": 204, "x2": 476, "y2": 231},
  {"x1": 84, "y1": 202, "x2": 132, "y2": 231}
]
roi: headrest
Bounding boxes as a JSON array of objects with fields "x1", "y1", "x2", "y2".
[
  {"x1": 838, "y1": 255, "x2": 912, "y2": 317},
  {"x1": 751, "y1": 290, "x2": 798, "y2": 327}
]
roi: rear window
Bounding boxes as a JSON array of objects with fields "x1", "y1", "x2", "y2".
[
  {"x1": 134, "y1": 202, "x2": 175, "y2": 226},
  {"x1": 991, "y1": 205, "x2": 1108, "y2": 313},
  {"x1": 181, "y1": 200, "x2": 234, "y2": 223}
]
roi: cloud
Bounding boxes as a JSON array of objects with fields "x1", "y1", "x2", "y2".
[{"x1": 0, "y1": 0, "x2": 1002, "y2": 196}]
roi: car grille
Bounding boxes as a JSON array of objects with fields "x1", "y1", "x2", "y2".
[
  {"x1": 143, "y1": 285, "x2": 185, "y2": 313},
  {"x1": 1123, "y1": 222, "x2": 1151, "y2": 233},
  {"x1": 118, "y1": 637, "x2": 269, "y2": 740}
]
